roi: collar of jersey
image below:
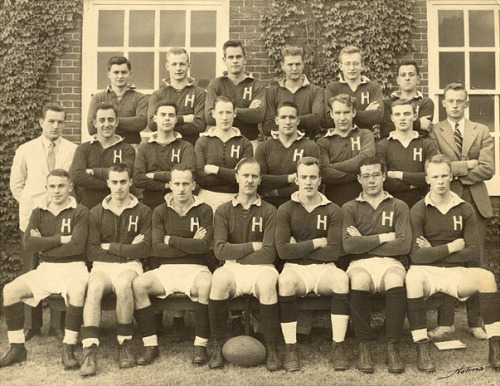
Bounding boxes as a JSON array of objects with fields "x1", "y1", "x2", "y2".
[
  {"x1": 390, "y1": 90, "x2": 423, "y2": 100},
  {"x1": 338, "y1": 74, "x2": 370, "y2": 84},
  {"x1": 231, "y1": 194, "x2": 262, "y2": 208},
  {"x1": 105, "y1": 84, "x2": 136, "y2": 93},
  {"x1": 148, "y1": 131, "x2": 182, "y2": 144},
  {"x1": 277, "y1": 74, "x2": 311, "y2": 88},
  {"x1": 324, "y1": 125, "x2": 360, "y2": 138},
  {"x1": 388, "y1": 130, "x2": 420, "y2": 143},
  {"x1": 222, "y1": 71, "x2": 254, "y2": 80},
  {"x1": 89, "y1": 134, "x2": 124, "y2": 146},
  {"x1": 356, "y1": 191, "x2": 393, "y2": 203},
  {"x1": 291, "y1": 191, "x2": 331, "y2": 209},
  {"x1": 162, "y1": 77, "x2": 196, "y2": 88},
  {"x1": 200, "y1": 126, "x2": 243, "y2": 140},
  {"x1": 424, "y1": 191, "x2": 465, "y2": 214},
  {"x1": 164, "y1": 193, "x2": 204, "y2": 216},
  {"x1": 270, "y1": 130, "x2": 306, "y2": 141},
  {"x1": 102, "y1": 194, "x2": 139, "y2": 211},
  {"x1": 38, "y1": 195, "x2": 77, "y2": 211}
]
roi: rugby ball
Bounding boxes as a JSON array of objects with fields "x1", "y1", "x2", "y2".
[{"x1": 222, "y1": 336, "x2": 266, "y2": 367}]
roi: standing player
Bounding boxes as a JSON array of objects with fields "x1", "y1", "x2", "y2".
[
  {"x1": 205, "y1": 40, "x2": 266, "y2": 150},
  {"x1": 317, "y1": 94, "x2": 376, "y2": 207},
  {"x1": 377, "y1": 99, "x2": 439, "y2": 209},
  {"x1": 132, "y1": 165, "x2": 213, "y2": 366},
  {"x1": 79, "y1": 164, "x2": 151, "y2": 377},
  {"x1": 195, "y1": 96, "x2": 253, "y2": 211},
  {"x1": 263, "y1": 46, "x2": 324, "y2": 138},
  {"x1": 380, "y1": 61, "x2": 434, "y2": 139},
  {"x1": 71, "y1": 102, "x2": 135, "y2": 210},
  {"x1": 275, "y1": 157, "x2": 349, "y2": 372},
  {"x1": 406, "y1": 154, "x2": 500, "y2": 372},
  {"x1": 1, "y1": 169, "x2": 88, "y2": 369},
  {"x1": 256, "y1": 101, "x2": 320, "y2": 208},
  {"x1": 147, "y1": 48, "x2": 206, "y2": 146},
  {"x1": 87, "y1": 56, "x2": 147, "y2": 146},
  {"x1": 324, "y1": 46, "x2": 384, "y2": 132},
  {"x1": 342, "y1": 156, "x2": 411, "y2": 374},
  {"x1": 208, "y1": 158, "x2": 281, "y2": 371}
]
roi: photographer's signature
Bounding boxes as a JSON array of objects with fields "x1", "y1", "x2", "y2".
[{"x1": 437, "y1": 364, "x2": 490, "y2": 380}]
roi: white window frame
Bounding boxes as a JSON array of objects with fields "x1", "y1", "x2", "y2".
[
  {"x1": 427, "y1": 0, "x2": 500, "y2": 195},
  {"x1": 81, "y1": 0, "x2": 229, "y2": 142}
]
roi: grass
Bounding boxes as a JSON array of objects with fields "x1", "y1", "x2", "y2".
[{"x1": 0, "y1": 306, "x2": 498, "y2": 386}]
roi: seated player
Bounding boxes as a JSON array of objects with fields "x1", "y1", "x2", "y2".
[
  {"x1": 195, "y1": 96, "x2": 253, "y2": 211},
  {"x1": 377, "y1": 99, "x2": 439, "y2": 208},
  {"x1": 80, "y1": 164, "x2": 151, "y2": 377},
  {"x1": 0, "y1": 169, "x2": 89, "y2": 370},
  {"x1": 317, "y1": 94, "x2": 375, "y2": 207},
  {"x1": 256, "y1": 101, "x2": 319, "y2": 208},
  {"x1": 132, "y1": 164, "x2": 213, "y2": 366},
  {"x1": 342, "y1": 156, "x2": 411, "y2": 374},
  {"x1": 208, "y1": 158, "x2": 281, "y2": 371},
  {"x1": 275, "y1": 157, "x2": 349, "y2": 372},
  {"x1": 406, "y1": 154, "x2": 500, "y2": 373}
]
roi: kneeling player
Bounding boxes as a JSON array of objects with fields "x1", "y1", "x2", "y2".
[
  {"x1": 80, "y1": 164, "x2": 152, "y2": 376},
  {"x1": 276, "y1": 157, "x2": 349, "y2": 372},
  {"x1": 208, "y1": 158, "x2": 281, "y2": 371},
  {"x1": 1, "y1": 169, "x2": 89, "y2": 370},
  {"x1": 406, "y1": 155, "x2": 500, "y2": 372},
  {"x1": 133, "y1": 165, "x2": 213, "y2": 365}
]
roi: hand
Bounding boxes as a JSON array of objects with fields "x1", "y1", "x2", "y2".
[
  {"x1": 204, "y1": 165, "x2": 219, "y2": 174},
  {"x1": 132, "y1": 234, "x2": 144, "y2": 244},
  {"x1": 252, "y1": 242, "x2": 263, "y2": 250},
  {"x1": 379, "y1": 232, "x2": 396, "y2": 243},
  {"x1": 467, "y1": 160, "x2": 479, "y2": 169},
  {"x1": 30, "y1": 229, "x2": 42, "y2": 238},
  {"x1": 60, "y1": 235, "x2": 71, "y2": 244},
  {"x1": 448, "y1": 238, "x2": 465, "y2": 253},
  {"x1": 287, "y1": 173, "x2": 297, "y2": 183},
  {"x1": 289, "y1": 236, "x2": 297, "y2": 244},
  {"x1": 164, "y1": 235, "x2": 170, "y2": 245},
  {"x1": 101, "y1": 243, "x2": 110, "y2": 250},
  {"x1": 416, "y1": 236, "x2": 431, "y2": 249},
  {"x1": 313, "y1": 237, "x2": 328, "y2": 249},
  {"x1": 193, "y1": 227, "x2": 207, "y2": 240},
  {"x1": 86, "y1": 169, "x2": 94, "y2": 175},
  {"x1": 183, "y1": 114, "x2": 194, "y2": 123},
  {"x1": 346, "y1": 226, "x2": 361, "y2": 237},
  {"x1": 419, "y1": 115, "x2": 432, "y2": 131},
  {"x1": 164, "y1": 182, "x2": 170, "y2": 189},
  {"x1": 365, "y1": 101, "x2": 380, "y2": 111},
  {"x1": 249, "y1": 99, "x2": 262, "y2": 109},
  {"x1": 387, "y1": 171, "x2": 403, "y2": 180},
  {"x1": 146, "y1": 172, "x2": 155, "y2": 179}
]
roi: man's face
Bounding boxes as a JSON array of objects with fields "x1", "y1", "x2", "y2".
[
  {"x1": 391, "y1": 104, "x2": 416, "y2": 132},
  {"x1": 223, "y1": 46, "x2": 246, "y2": 76},
  {"x1": 276, "y1": 106, "x2": 299, "y2": 137},
  {"x1": 358, "y1": 164, "x2": 385, "y2": 197},
  {"x1": 330, "y1": 101, "x2": 355, "y2": 132},
  {"x1": 282, "y1": 55, "x2": 304, "y2": 81},
  {"x1": 170, "y1": 169, "x2": 195, "y2": 204},
  {"x1": 339, "y1": 52, "x2": 363, "y2": 82},
  {"x1": 426, "y1": 162, "x2": 452, "y2": 197},
  {"x1": 107, "y1": 170, "x2": 131, "y2": 201},
  {"x1": 212, "y1": 101, "x2": 235, "y2": 130},
  {"x1": 107, "y1": 63, "x2": 130, "y2": 89},
  {"x1": 236, "y1": 162, "x2": 261, "y2": 197},
  {"x1": 296, "y1": 163, "x2": 321, "y2": 199},
  {"x1": 46, "y1": 175, "x2": 72, "y2": 205},
  {"x1": 397, "y1": 65, "x2": 420, "y2": 93},
  {"x1": 94, "y1": 108, "x2": 117, "y2": 139},
  {"x1": 40, "y1": 110, "x2": 65, "y2": 141},
  {"x1": 166, "y1": 53, "x2": 190, "y2": 82},
  {"x1": 442, "y1": 89, "x2": 468, "y2": 121},
  {"x1": 154, "y1": 105, "x2": 177, "y2": 133}
]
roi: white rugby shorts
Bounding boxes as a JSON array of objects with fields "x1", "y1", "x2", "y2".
[
  {"x1": 91, "y1": 261, "x2": 143, "y2": 291},
  {"x1": 282, "y1": 262, "x2": 344, "y2": 296},
  {"x1": 220, "y1": 260, "x2": 278, "y2": 298},
  {"x1": 408, "y1": 265, "x2": 470, "y2": 301},
  {"x1": 347, "y1": 257, "x2": 405, "y2": 293},
  {"x1": 153, "y1": 264, "x2": 211, "y2": 301}
]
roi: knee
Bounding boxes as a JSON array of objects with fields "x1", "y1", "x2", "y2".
[
  {"x1": 3, "y1": 281, "x2": 17, "y2": 303},
  {"x1": 132, "y1": 275, "x2": 148, "y2": 294},
  {"x1": 256, "y1": 274, "x2": 278, "y2": 297},
  {"x1": 68, "y1": 279, "x2": 87, "y2": 305},
  {"x1": 349, "y1": 270, "x2": 371, "y2": 291},
  {"x1": 332, "y1": 270, "x2": 349, "y2": 292},
  {"x1": 405, "y1": 269, "x2": 424, "y2": 290},
  {"x1": 196, "y1": 274, "x2": 212, "y2": 297},
  {"x1": 210, "y1": 270, "x2": 231, "y2": 296},
  {"x1": 476, "y1": 269, "x2": 497, "y2": 291},
  {"x1": 383, "y1": 269, "x2": 405, "y2": 289},
  {"x1": 114, "y1": 276, "x2": 133, "y2": 295},
  {"x1": 278, "y1": 273, "x2": 297, "y2": 295}
]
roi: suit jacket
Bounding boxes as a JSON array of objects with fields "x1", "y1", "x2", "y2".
[
  {"x1": 10, "y1": 136, "x2": 77, "y2": 231},
  {"x1": 429, "y1": 119, "x2": 494, "y2": 218}
]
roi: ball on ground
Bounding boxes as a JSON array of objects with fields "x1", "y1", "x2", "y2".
[{"x1": 222, "y1": 336, "x2": 266, "y2": 367}]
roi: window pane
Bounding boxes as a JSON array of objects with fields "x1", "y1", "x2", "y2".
[
  {"x1": 98, "y1": 11, "x2": 124, "y2": 46},
  {"x1": 129, "y1": 11, "x2": 155, "y2": 47},
  {"x1": 439, "y1": 52, "x2": 465, "y2": 88},
  {"x1": 190, "y1": 52, "x2": 216, "y2": 88},
  {"x1": 128, "y1": 52, "x2": 154, "y2": 89},
  {"x1": 470, "y1": 52, "x2": 496, "y2": 90},
  {"x1": 97, "y1": 52, "x2": 123, "y2": 89},
  {"x1": 438, "y1": 10, "x2": 464, "y2": 47},
  {"x1": 191, "y1": 11, "x2": 216, "y2": 47},
  {"x1": 469, "y1": 95, "x2": 494, "y2": 131},
  {"x1": 469, "y1": 11, "x2": 494, "y2": 47},
  {"x1": 160, "y1": 11, "x2": 186, "y2": 46}
]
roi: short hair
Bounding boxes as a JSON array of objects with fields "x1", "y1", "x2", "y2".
[
  {"x1": 107, "y1": 56, "x2": 131, "y2": 71},
  {"x1": 339, "y1": 46, "x2": 363, "y2": 63},
  {"x1": 281, "y1": 46, "x2": 304, "y2": 60},
  {"x1": 93, "y1": 102, "x2": 118, "y2": 120},
  {"x1": 155, "y1": 101, "x2": 178, "y2": 115},
  {"x1": 425, "y1": 154, "x2": 452, "y2": 174},
  {"x1": 223, "y1": 40, "x2": 246, "y2": 57},
  {"x1": 276, "y1": 101, "x2": 299, "y2": 116},
  {"x1": 46, "y1": 168, "x2": 71, "y2": 182},
  {"x1": 296, "y1": 156, "x2": 321, "y2": 175},
  {"x1": 166, "y1": 47, "x2": 190, "y2": 63},
  {"x1": 443, "y1": 82, "x2": 468, "y2": 100},
  {"x1": 108, "y1": 163, "x2": 131, "y2": 179},
  {"x1": 358, "y1": 156, "x2": 387, "y2": 174},
  {"x1": 397, "y1": 61, "x2": 420, "y2": 76},
  {"x1": 171, "y1": 164, "x2": 195, "y2": 180},
  {"x1": 328, "y1": 94, "x2": 356, "y2": 111},
  {"x1": 214, "y1": 95, "x2": 235, "y2": 110},
  {"x1": 235, "y1": 158, "x2": 261, "y2": 174},
  {"x1": 392, "y1": 98, "x2": 415, "y2": 112},
  {"x1": 40, "y1": 103, "x2": 65, "y2": 120}
]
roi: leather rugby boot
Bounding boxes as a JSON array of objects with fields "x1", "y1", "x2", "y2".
[
  {"x1": 489, "y1": 336, "x2": 500, "y2": 370},
  {"x1": 136, "y1": 345, "x2": 159, "y2": 366},
  {"x1": 192, "y1": 345, "x2": 208, "y2": 365},
  {"x1": 283, "y1": 343, "x2": 300, "y2": 372},
  {"x1": 357, "y1": 341, "x2": 374, "y2": 373},
  {"x1": 427, "y1": 325, "x2": 455, "y2": 340},
  {"x1": 265, "y1": 340, "x2": 282, "y2": 371},
  {"x1": 386, "y1": 340, "x2": 404, "y2": 373},
  {"x1": 208, "y1": 337, "x2": 225, "y2": 369},
  {"x1": 416, "y1": 339, "x2": 435, "y2": 373},
  {"x1": 79, "y1": 344, "x2": 97, "y2": 377},
  {"x1": 118, "y1": 340, "x2": 135, "y2": 369},
  {"x1": 24, "y1": 328, "x2": 41, "y2": 341},
  {"x1": 0, "y1": 344, "x2": 27, "y2": 367},
  {"x1": 49, "y1": 327, "x2": 65, "y2": 340},
  {"x1": 331, "y1": 341, "x2": 349, "y2": 371},
  {"x1": 62, "y1": 343, "x2": 80, "y2": 370}
]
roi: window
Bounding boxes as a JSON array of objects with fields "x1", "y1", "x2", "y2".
[{"x1": 428, "y1": 0, "x2": 500, "y2": 195}]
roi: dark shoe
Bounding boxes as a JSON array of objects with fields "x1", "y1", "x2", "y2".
[
  {"x1": 489, "y1": 336, "x2": 500, "y2": 370},
  {"x1": 62, "y1": 343, "x2": 80, "y2": 370},
  {"x1": 49, "y1": 327, "x2": 65, "y2": 340},
  {"x1": 171, "y1": 317, "x2": 186, "y2": 343},
  {"x1": 283, "y1": 343, "x2": 300, "y2": 372},
  {"x1": 231, "y1": 317, "x2": 244, "y2": 337},
  {"x1": 0, "y1": 344, "x2": 27, "y2": 367},
  {"x1": 386, "y1": 340, "x2": 404, "y2": 373},
  {"x1": 79, "y1": 344, "x2": 97, "y2": 377},
  {"x1": 118, "y1": 340, "x2": 136, "y2": 369},
  {"x1": 357, "y1": 341, "x2": 374, "y2": 373},
  {"x1": 331, "y1": 341, "x2": 349, "y2": 371},
  {"x1": 136, "y1": 346, "x2": 159, "y2": 366},
  {"x1": 208, "y1": 337, "x2": 225, "y2": 369},
  {"x1": 265, "y1": 341, "x2": 282, "y2": 371},
  {"x1": 24, "y1": 328, "x2": 41, "y2": 341},
  {"x1": 415, "y1": 339, "x2": 435, "y2": 373},
  {"x1": 192, "y1": 346, "x2": 208, "y2": 365}
]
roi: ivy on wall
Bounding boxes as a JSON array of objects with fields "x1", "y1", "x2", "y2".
[
  {"x1": 260, "y1": 0, "x2": 416, "y2": 89},
  {"x1": 0, "y1": 0, "x2": 82, "y2": 285}
]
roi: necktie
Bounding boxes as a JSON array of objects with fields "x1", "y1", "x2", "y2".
[
  {"x1": 47, "y1": 141, "x2": 56, "y2": 171},
  {"x1": 454, "y1": 122, "x2": 462, "y2": 153}
]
